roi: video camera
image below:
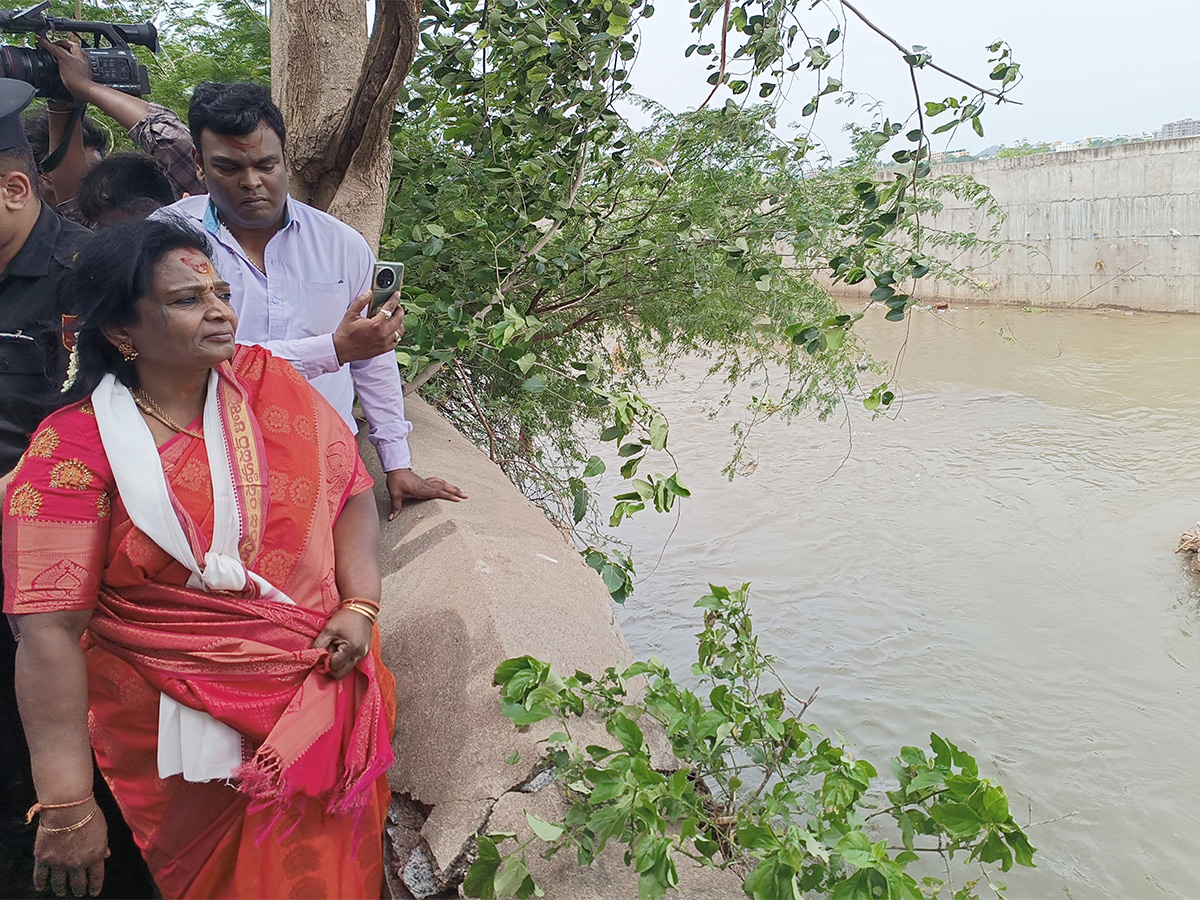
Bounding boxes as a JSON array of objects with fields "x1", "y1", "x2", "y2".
[{"x1": 0, "y1": 1, "x2": 157, "y2": 102}]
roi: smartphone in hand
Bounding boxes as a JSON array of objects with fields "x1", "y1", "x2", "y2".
[{"x1": 369, "y1": 261, "x2": 405, "y2": 316}]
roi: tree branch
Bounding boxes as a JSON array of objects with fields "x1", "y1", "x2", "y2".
[
  {"x1": 838, "y1": 0, "x2": 1021, "y2": 105},
  {"x1": 454, "y1": 359, "x2": 498, "y2": 461},
  {"x1": 299, "y1": 0, "x2": 422, "y2": 209},
  {"x1": 696, "y1": 0, "x2": 732, "y2": 112}
]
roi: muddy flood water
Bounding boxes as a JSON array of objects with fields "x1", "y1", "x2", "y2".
[{"x1": 611, "y1": 304, "x2": 1200, "y2": 899}]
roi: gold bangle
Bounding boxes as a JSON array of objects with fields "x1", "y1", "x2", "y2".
[
  {"x1": 341, "y1": 602, "x2": 379, "y2": 624},
  {"x1": 36, "y1": 806, "x2": 97, "y2": 835},
  {"x1": 24, "y1": 793, "x2": 94, "y2": 825},
  {"x1": 343, "y1": 601, "x2": 378, "y2": 621},
  {"x1": 341, "y1": 596, "x2": 380, "y2": 610}
]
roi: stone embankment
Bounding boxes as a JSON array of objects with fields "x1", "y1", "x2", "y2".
[
  {"x1": 365, "y1": 397, "x2": 740, "y2": 899},
  {"x1": 834, "y1": 136, "x2": 1200, "y2": 312}
]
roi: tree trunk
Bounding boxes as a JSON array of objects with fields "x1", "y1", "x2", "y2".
[{"x1": 270, "y1": 0, "x2": 420, "y2": 248}]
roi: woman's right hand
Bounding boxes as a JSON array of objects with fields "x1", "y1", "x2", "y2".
[
  {"x1": 32, "y1": 805, "x2": 109, "y2": 898},
  {"x1": 312, "y1": 608, "x2": 375, "y2": 680}
]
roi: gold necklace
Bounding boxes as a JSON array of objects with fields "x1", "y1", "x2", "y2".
[{"x1": 132, "y1": 390, "x2": 204, "y2": 440}]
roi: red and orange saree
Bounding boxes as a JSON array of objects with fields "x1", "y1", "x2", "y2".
[{"x1": 3, "y1": 345, "x2": 396, "y2": 899}]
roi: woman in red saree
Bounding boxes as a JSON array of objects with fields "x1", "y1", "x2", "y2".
[{"x1": 2, "y1": 219, "x2": 396, "y2": 898}]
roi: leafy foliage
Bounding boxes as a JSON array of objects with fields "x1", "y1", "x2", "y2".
[
  {"x1": 385, "y1": 0, "x2": 1015, "y2": 593},
  {"x1": 472, "y1": 585, "x2": 1036, "y2": 899}
]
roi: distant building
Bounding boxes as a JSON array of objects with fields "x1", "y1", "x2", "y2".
[
  {"x1": 929, "y1": 149, "x2": 970, "y2": 163},
  {"x1": 1162, "y1": 118, "x2": 1200, "y2": 139}
]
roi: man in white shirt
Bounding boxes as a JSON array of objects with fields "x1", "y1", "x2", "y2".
[{"x1": 159, "y1": 82, "x2": 464, "y2": 518}]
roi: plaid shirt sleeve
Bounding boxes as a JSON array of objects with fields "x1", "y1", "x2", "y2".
[{"x1": 128, "y1": 103, "x2": 204, "y2": 199}]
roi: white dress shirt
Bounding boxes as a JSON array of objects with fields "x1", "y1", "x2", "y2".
[{"x1": 156, "y1": 195, "x2": 414, "y2": 470}]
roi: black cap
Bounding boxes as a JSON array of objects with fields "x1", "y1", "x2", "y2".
[{"x1": 0, "y1": 79, "x2": 35, "y2": 152}]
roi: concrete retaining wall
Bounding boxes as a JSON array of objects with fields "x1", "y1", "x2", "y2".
[{"x1": 835, "y1": 136, "x2": 1200, "y2": 312}]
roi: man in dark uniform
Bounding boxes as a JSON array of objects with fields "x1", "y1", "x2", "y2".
[
  {"x1": 0, "y1": 78, "x2": 156, "y2": 900},
  {"x1": 0, "y1": 77, "x2": 92, "y2": 899},
  {"x1": 0, "y1": 78, "x2": 149, "y2": 900}
]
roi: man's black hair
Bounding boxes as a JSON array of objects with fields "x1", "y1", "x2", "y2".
[
  {"x1": 188, "y1": 82, "x2": 285, "y2": 151},
  {"x1": 23, "y1": 109, "x2": 110, "y2": 171},
  {"x1": 0, "y1": 141, "x2": 38, "y2": 183},
  {"x1": 76, "y1": 152, "x2": 175, "y2": 227}
]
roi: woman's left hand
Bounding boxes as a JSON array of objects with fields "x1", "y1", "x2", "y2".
[{"x1": 312, "y1": 609, "x2": 374, "y2": 680}]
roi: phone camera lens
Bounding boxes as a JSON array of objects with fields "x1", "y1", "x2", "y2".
[{"x1": 376, "y1": 269, "x2": 395, "y2": 290}]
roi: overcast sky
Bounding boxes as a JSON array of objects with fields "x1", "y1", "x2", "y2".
[{"x1": 617, "y1": 0, "x2": 1200, "y2": 160}]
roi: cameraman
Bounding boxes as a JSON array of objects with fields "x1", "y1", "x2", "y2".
[{"x1": 34, "y1": 37, "x2": 201, "y2": 217}]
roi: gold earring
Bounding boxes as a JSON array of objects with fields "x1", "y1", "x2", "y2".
[{"x1": 118, "y1": 342, "x2": 138, "y2": 361}]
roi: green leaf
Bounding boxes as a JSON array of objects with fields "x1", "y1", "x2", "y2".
[
  {"x1": 582, "y1": 456, "x2": 606, "y2": 478},
  {"x1": 606, "y1": 712, "x2": 645, "y2": 753},
  {"x1": 599, "y1": 425, "x2": 624, "y2": 442},
  {"x1": 516, "y1": 353, "x2": 536, "y2": 374},
  {"x1": 521, "y1": 375, "x2": 546, "y2": 394},
  {"x1": 743, "y1": 856, "x2": 797, "y2": 900},
  {"x1": 906, "y1": 769, "x2": 945, "y2": 792},
  {"x1": 1006, "y1": 828, "x2": 1037, "y2": 867},
  {"x1": 600, "y1": 563, "x2": 628, "y2": 594},
  {"x1": 737, "y1": 822, "x2": 778, "y2": 851},
  {"x1": 649, "y1": 415, "x2": 669, "y2": 451},
  {"x1": 606, "y1": 14, "x2": 629, "y2": 36},
  {"x1": 929, "y1": 802, "x2": 985, "y2": 838},
  {"x1": 525, "y1": 812, "x2": 565, "y2": 842},
  {"x1": 493, "y1": 855, "x2": 536, "y2": 899},
  {"x1": 462, "y1": 836, "x2": 501, "y2": 899},
  {"x1": 836, "y1": 830, "x2": 875, "y2": 868}
]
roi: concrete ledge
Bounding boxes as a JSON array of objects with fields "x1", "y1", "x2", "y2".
[{"x1": 361, "y1": 397, "x2": 641, "y2": 896}]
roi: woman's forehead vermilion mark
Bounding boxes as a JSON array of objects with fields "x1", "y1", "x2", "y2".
[{"x1": 179, "y1": 252, "x2": 213, "y2": 275}]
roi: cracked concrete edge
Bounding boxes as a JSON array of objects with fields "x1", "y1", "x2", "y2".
[{"x1": 359, "y1": 396, "x2": 649, "y2": 874}]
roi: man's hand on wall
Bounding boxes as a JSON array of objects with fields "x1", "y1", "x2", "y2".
[
  {"x1": 333, "y1": 291, "x2": 405, "y2": 365},
  {"x1": 384, "y1": 468, "x2": 467, "y2": 521}
]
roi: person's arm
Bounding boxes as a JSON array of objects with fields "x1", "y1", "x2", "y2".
[
  {"x1": 42, "y1": 99, "x2": 89, "y2": 210},
  {"x1": 342, "y1": 270, "x2": 466, "y2": 518},
  {"x1": 126, "y1": 103, "x2": 204, "y2": 199},
  {"x1": 312, "y1": 489, "x2": 380, "y2": 680},
  {"x1": 15, "y1": 609, "x2": 108, "y2": 897},
  {"x1": 352, "y1": 351, "x2": 468, "y2": 519},
  {"x1": 36, "y1": 37, "x2": 134, "y2": 212},
  {"x1": 252, "y1": 290, "x2": 406, "y2": 381}
]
